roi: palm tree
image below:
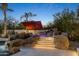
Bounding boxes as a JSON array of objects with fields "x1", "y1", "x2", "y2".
[
  {"x1": 20, "y1": 12, "x2": 36, "y2": 33},
  {"x1": 20, "y1": 12, "x2": 36, "y2": 21},
  {"x1": 0, "y1": 3, "x2": 13, "y2": 37}
]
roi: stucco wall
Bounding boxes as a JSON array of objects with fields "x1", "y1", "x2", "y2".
[{"x1": 8, "y1": 30, "x2": 48, "y2": 34}]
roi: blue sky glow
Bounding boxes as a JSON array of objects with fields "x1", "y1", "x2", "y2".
[{"x1": 0, "y1": 3, "x2": 79, "y2": 25}]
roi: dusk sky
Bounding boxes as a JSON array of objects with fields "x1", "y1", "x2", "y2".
[{"x1": 0, "y1": 3, "x2": 79, "y2": 25}]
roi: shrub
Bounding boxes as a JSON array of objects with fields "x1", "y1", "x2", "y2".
[{"x1": 15, "y1": 32, "x2": 33, "y2": 39}]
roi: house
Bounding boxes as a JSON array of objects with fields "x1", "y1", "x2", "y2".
[{"x1": 21, "y1": 21, "x2": 43, "y2": 34}]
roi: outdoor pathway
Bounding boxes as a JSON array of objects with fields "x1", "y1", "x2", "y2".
[{"x1": 12, "y1": 47, "x2": 78, "y2": 56}]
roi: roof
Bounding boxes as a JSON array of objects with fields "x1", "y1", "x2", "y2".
[{"x1": 21, "y1": 21, "x2": 43, "y2": 30}]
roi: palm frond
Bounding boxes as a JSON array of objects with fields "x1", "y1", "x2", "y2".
[
  {"x1": 33, "y1": 14, "x2": 37, "y2": 16},
  {"x1": 7, "y1": 8, "x2": 14, "y2": 12},
  {"x1": 20, "y1": 15, "x2": 25, "y2": 20},
  {"x1": 0, "y1": 6, "x2": 2, "y2": 10}
]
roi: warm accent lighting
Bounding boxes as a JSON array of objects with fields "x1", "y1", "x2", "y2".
[{"x1": 21, "y1": 21, "x2": 43, "y2": 30}]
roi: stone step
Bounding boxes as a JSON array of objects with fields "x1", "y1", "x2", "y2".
[
  {"x1": 35, "y1": 43, "x2": 54, "y2": 45},
  {"x1": 34, "y1": 40, "x2": 54, "y2": 43},
  {"x1": 34, "y1": 45, "x2": 55, "y2": 48},
  {"x1": 33, "y1": 37, "x2": 55, "y2": 49},
  {"x1": 34, "y1": 44, "x2": 55, "y2": 47},
  {"x1": 37, "y1": 41, "x2": 54, "y2": 42},
  {"x1": 33, "y1": 46, "x2": 55, "y2": 49},
  {"x1": 34, "y1": 41, "x2": 53, "y2": 43},
  {"x1": 38, "y1": 39, "x2": 54, "y2": 41},
  {"x1": 38, "y1": 40, "x2": 54, "y2": 41},
  {"x1": 39, "y1": 37, "x2": 54, "y2": 40}
]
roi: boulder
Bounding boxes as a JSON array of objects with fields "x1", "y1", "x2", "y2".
[{"x1": 54, "y1": 35, "x2": 69, "y2": 49}]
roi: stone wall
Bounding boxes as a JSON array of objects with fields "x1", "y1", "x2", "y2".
[{"x1": 54, "y1": 35, "x2": 69, "y2": 49}]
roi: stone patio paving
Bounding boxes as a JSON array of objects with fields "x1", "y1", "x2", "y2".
[{"x1": 12, "y1": 47, "x2": 78, "y2": 56}]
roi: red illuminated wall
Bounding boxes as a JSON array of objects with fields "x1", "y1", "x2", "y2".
[{"x1": 21, "y1": 21, "x2": 43, "y2": 30}]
